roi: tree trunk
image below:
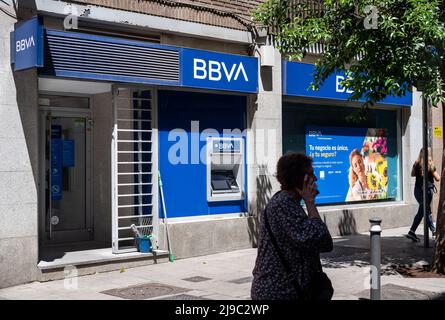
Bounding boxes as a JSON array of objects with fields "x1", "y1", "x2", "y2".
[{"x1": 432, "y1": 105, "x2": 445, "y2": 274}]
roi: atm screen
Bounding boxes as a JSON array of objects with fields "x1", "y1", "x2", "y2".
[{"x1": 211, "y1": 170, "x2": 239, "y2": 192}]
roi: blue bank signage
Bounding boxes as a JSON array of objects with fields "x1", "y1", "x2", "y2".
[
  {"x1": 11, "y1": 16, "x2": 44, "y2": 71},
  {"x1": 181, "y1": 48, "x2": 258, "y2": 93},
  {"x1": 13, "y1": 18, "x2": 259, "y2": 93},
  {"x1": 283, "y1": 61, "x2": 412, "y2": 106}
]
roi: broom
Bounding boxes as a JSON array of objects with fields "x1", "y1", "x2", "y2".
[{"x1": 158, "y1": 171, "x2": 174, "y2": 262}]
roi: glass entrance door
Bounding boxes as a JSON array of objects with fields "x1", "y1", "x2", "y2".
[{"x1": 43, "y1": 112, "x2": 93, "y2": 242}]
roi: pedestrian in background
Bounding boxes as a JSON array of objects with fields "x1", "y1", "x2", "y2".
[
  {"x1": 406, "y1": 147, "x2": 440, "y2": 242},
  {"x1": 251, "y1": 152, "x2": 334, "y2": 300}
]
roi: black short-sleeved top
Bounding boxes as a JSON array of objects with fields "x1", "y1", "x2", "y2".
[
  {"x1": 413, "y1": 163, "x2": 436, "y2": 189},
  {"x1": 251, "y1": 191, "x2": 333, "y2": 300}
]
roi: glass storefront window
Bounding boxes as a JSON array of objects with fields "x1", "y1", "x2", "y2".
[{"x1": 283, "y1": 102, "x2": 401, "y2": 205}]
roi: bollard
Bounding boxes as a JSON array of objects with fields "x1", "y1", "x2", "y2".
[{"x1": 369, "y1": 218, "x2": 382, "y2": 300}]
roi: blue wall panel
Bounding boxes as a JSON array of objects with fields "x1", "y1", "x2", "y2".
[{"x1": 158, "y1": 90, "x2": 247, "y2": 218}]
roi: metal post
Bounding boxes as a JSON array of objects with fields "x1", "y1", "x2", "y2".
[
  {"x1": 422, "y1": 96, "x2": 429, "y2": 248},
  {"x1": 370, "y1": 218, "x2": 382, "y2": 300}
]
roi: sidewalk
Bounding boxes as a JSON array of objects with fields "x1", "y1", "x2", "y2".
[{"x1": 1, "y1": 225, "x2": 445, "y2": 300}]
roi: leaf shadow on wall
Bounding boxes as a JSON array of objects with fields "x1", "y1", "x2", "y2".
[
  {"x1": 338, "y1": 209, "x2": 358, "y2": 236},
  {"x1": 247, "y1": 165, "x2": 273, "y2": 248}
]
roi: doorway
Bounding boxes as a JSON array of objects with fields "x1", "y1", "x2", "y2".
[{"x1": 39, "y1": 110, "x2": 93, "y2": 244}]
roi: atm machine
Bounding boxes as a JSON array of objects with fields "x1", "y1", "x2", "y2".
[{"x1": 207, "y1": 137, "x2": 244, "y2": 202}]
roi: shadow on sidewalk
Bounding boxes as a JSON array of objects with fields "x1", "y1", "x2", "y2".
[{"x1": 321, "y1": 233, "x2": 435, "y2": 272}]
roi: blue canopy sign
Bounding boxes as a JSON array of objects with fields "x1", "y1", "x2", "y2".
[{"x1": 283, "y1": 61, "x2": 412, "y2": 106}]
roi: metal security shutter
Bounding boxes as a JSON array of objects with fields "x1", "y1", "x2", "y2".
[
  {"x1": 111, "y1": 87, "x2": 159, "y2": 254},
  {"x1": 42, "y1": 30, "x2": 180, "y2": 85}
]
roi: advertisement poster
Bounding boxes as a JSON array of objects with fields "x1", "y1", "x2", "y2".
[{"x1": 306, "y1": 126, "x2": 389, "y2": 204}]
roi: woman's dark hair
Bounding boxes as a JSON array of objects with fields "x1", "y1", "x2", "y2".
[{"x1": 276, "y1": 152, "x2": 313, "y2": 191}]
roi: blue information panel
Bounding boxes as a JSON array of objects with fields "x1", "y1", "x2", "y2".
[
  {"x1": 182, "y1": 48, "x2": 258, "y2": 93},
  {"x1": 283, "y1": 61, "x2": 412, "y2": 106},
  {"x1": 12, "y1": 16, "x2": 44, "y2": 71},
  {"x1": 62, "y1": 140, "x2": 75, "y2": 167},
  {"x1": 306, "y1": 126, "x2": 391, "y2": 204}
]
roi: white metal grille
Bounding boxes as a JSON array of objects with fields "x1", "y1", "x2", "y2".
[{"x1": 112, "y1": 87, "x2": 158, "y2": 253}]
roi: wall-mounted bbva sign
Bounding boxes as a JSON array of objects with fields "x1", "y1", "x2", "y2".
[
  {"x1": 283, "y1": 61, "x2": 412, "y2": 106},
  {"x1": 10, "y1": 16, "x2": 44, "y2": 71},
  {"x1": 181, "y1": 48, "x2": 258, "y2": 93}
]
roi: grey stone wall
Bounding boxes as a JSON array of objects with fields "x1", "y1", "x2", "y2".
[
  {"x1": 91, "y1": 92, "x2": 113, "y2": 244},
  {"x1": 0, "y1": 13, "x2": 39, "y2": 288},
  {"x1": 402, "y1": 90, "x2": 422, "y2": 205}
]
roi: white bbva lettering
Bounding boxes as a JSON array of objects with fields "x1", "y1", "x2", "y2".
[
  {"x1": 208, "y1": 60, "x2": 221, "y2": 81},
  {"x1": 222, "y1": 63, "x2": 236, "y2": 82},
  {"x1": 336, "y1": 75, "x2": 353, "y2": 94},
  {"x1": 16, "y1": 36, "x2": 35, "y2": 52},
  {"x1": 193, "y1": 59, "x2": 249, "y2": 82},
  {"x1": 193, "y1": 59, "x2": 207, "y2": 79},
  {"x1": 234, "y1": 62, "x2": 249, "y2": 82}
]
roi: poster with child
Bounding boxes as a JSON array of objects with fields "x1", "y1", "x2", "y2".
[{"x1": 306, "y1": 126, "x2": 388, "y2": 204}]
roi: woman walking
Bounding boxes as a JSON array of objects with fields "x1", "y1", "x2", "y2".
[
  {"x1": 406, "y1": 148, "x2": 440, "y2": 242},
  {"x1": 251, "y1": 152, "x2": 333, "y2": 300}
]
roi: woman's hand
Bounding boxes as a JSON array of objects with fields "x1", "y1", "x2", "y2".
[
  {"x1": 296, "y1": 174, "x2": 318, "y2": 204},
  {"x1": 297, "y1": 174, "x2": 322, "y2": 220}
]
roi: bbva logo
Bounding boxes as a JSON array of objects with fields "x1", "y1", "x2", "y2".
[
  {"x1": 16, "y1": 36, "x2": 35, "y2": 52},
  {"x1": 215, "y1": 142, "x2": 234, "y2": 150},
  {"x1": 193, "y1": 58, "x2": 249, "y2": 82},
  {"x1": 308, "y1": 130, "x2": 322, "y2": 137},
  {"x1": 335, "y1": 75, "x2": 354, "y2": 94}
]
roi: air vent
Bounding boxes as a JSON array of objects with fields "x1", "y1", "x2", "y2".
[{"x1": 42, "y1": 30, "x2": 180, "y2": 85}]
